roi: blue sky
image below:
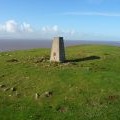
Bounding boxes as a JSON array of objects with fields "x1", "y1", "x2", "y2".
[{"x1": 0, "y1": 0, "x2": 120, "y2": 41}]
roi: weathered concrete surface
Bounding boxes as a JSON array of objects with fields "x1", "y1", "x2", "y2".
[{"x1": 50, "y1": 37, "x2": 65, "y2": 62}]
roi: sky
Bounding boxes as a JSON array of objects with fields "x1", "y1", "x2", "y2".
[{"x1": 0, "y1": 0, "x2": 120, "y2": 41}]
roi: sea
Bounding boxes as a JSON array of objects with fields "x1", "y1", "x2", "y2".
[{"x1": 0, "y1": 39, "x2": 120, "y2": 52}]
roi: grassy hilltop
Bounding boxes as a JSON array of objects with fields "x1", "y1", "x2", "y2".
[{"x1": 0, "y1": 45, "x2": 120, "y2": 120}]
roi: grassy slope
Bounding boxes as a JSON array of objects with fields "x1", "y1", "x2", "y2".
[{"x1": 0, "y1": 45, "x2": 120, "y2": 120}]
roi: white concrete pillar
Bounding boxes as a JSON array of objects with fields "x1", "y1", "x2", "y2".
[{"x1": 50, "y1": 37, "x2": 65, "y2": 62}]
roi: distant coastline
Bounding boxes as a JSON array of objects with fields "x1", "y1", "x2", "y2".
[{"x1": 0, "y1": 39, "x2": 120, "y2": 52}]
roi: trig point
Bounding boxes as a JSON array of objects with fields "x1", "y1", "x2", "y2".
[{"x1": 50, "y1": 37, "x2": 65, "y2": 62}]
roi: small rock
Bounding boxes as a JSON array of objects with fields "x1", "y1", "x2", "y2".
[
  {"x1": 3, "y1": 88, "x2": 10, "y2": 91},
  {"x1": 11, "y1": 87, "x2": 16, "y2": 91},
  {"x1": 0, "y1": 84, "x2": 5, "y2": 88},
  {"x1": 9, "y1": 94, "x2": 12, "y2": 97},
  {"x1": 56, "y1": 106, "x2": 68, "y2": 113},
  {"x1": 6, "y1": 58, "x2": 18, "y2": 62},
  {"x1": 35, "y1": 93, "x2": 39, "y2": 99},
  {"x1": 44, "y1": 91, "x2": 53, "y2": 97}
]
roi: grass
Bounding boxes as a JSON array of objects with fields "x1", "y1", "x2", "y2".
[{"x1": 0, "y1": 45, "x2": 120, "y2": 120}]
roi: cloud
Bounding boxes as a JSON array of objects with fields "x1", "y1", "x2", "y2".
[
  {"x1": 0, "y1": 20, "x2": 18, "y2": 33},
  {"x1": 63, "y1": 12, "x2": 120, "y2": 17},
  {"x1": 0, "y1": 20, "x2": 76, "y2": 39},
  {"x1": 41, "y1": 25, "x2": 76, "y2": 38},
  {"x1": 5, "y1": 20, "x2": 18, "y2": 33},
  {"x1": 42, "y1": 25, "x2": 59, "y2": 33},
  {"x1": 0, "y1": 20, "x2": 33, "y2": 33},
  {"x1": 21, "y1": 22, "x2": 33, "y2": 32}
]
